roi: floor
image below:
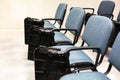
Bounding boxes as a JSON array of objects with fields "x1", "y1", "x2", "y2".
[
  {"x1": 0, "y1": 0, "x2": 120, "y2": 80},
  {"x1": 0, "y1": 29, "x2": 34, "y2": 80}
]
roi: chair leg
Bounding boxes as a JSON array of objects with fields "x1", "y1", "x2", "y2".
[
  {"x1": 81, "y1": 41, "x2": 84, "y2": 47},
  {"x1": 98, "y1": 55, "x2": 104, "y2": 66}
]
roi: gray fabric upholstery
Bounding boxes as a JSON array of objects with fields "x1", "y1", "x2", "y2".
[
  {"x1": 53, "y1": 7, "x2": 85, "y2": 44},
  {"x1": 109, "y1": 32, "x2": 120, "y2": 71},
  {"x1": 65, "y1": 7, "x2": 85, "y2": 35},
  {"x1": 82, "y1": 15, "x2": 113, "y2": 55},
  {"x1": 44, "y1": 21, "x2": 56, "y2": 28},
  {"x1": 97, "y1": 0, "x2": 115, "y2": 18},
  {"x1": 44, "y1": 3, "x2": 67, "y2": 28},
  {"x1": 54, "y1": 32, "x2": 72, "y2": 44},
  {"x1": 55, "y1": 3, "x2": 67, "y2": 25},
  {"x1": 69, "y1": 50, "x2": 94, "y2": 65}
]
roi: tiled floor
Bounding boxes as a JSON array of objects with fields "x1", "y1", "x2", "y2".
[{"x1": 0, "y1": 0, "x2": 120, "y2": 80}]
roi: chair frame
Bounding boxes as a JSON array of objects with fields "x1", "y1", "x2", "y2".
[
  {"x1": 49, "y1": 15, "x2": 114, "y2": 72},
  {"x1": 59, "y1": 32, "x2": 120, "y2": 80}
]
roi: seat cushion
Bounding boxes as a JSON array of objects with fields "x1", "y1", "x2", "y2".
[
  {"x1": 44, "y1": 21, "x2": 56, "y2": 28},
  {"x1": 54, "y1": 32, "x2": 72, "y2": 44},
  {"x1": 60, "y1": 72, "x2": 110, "y2": 80},
  {"x1": 69, "y1": 50, "x2": 94, "y2": 65},
  {"x1": 51, "y1": 45, "x2": 94, "y2": 68}
]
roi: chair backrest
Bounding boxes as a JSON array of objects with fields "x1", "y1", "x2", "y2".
[
  {"x1": 117, "y1": 11, "x2": 120, "y2": 22},
  {"x1": 65, "y1": 7, "x2": 85, "y2": 41},
  {"x1": 55, "y1": 3, "x2": 67, "y2": 25},
  {"x1": 82, "y1": 15, "x2": 113, "y2": 55},
  {"x1": 109, "y1": 32, "x2": 120, "y2": 71},
  {"x1": 97, "y1": 0, "x2": 115, "y2": 18}
]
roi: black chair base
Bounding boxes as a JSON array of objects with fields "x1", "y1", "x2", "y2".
[
  {"x1": 28, "y1": 45, "x2": 38, "y2": 60},
  {"x1": 34, "y1": 48, "x2": 68, "y2": 80},
  {"x1": 35, "y1": 60, "x2": 67, "y2": 80}
]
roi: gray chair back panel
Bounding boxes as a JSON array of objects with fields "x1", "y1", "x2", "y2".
[
  {"x1": 97, "y1": 0, "x2": 115, "y2": 18},
  {"x1": 109, "y1": 32, "x2": 120, "y2": 71},
  {"x1": 82, "y1": 15, "x2": 113, "y2": 55},
  {"x1": 55, "y1": 3, "x2": 67, "y2": 25},
  {"x1": 65, "y1": 7, "x2": 85, "y2": 35}
]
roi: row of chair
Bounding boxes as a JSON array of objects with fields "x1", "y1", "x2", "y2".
[
  {"x1": 24, "y1": 0, "x2": 120, "y2": 80},
  {"x1": 25, "y1": 0, "x2": 117, "y2": 60},
  {"x1": 50, "y1": 15, "x2": 114, "y2": 72},
  {"x1": 24, "y1": 0, "x2": 115, "y2": 45},
  {"x1": 59, "y1": 32, "x2": 120, "y2": 80},
  {"x1": 33, "y1": 14, "x2": 120, "y2": 80},
  {"x1": 56, "y1": 2, "x2": 120, "y2": 78}
]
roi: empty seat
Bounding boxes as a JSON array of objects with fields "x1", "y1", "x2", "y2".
[
  {"x1": 60, "y1": 32, "x2": 120, "y2": 80},
  {"x1": 53, "y1": 7, "x2": 85, "y2": 45},
  {"x1": 50, "y1": 15, "x2": 114, "y2": 71}
]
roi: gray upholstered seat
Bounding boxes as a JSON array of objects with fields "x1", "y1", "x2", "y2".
[
  {"x1": 54, "y1": 32, "x2": 72, "y2": 43},
  {"x1": 44, "y1": 21, "x2": 56, "y2": 28},
  {"x1": 60, "y1": 32, "x2": 120, "y2": 80}
]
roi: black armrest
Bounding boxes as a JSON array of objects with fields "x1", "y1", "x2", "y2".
[
  {"x1": 47, "y1": 46, "x2": 101, "y2": 56},
  {"x1": 47, "y1": 46, "x2": 101, "y2": 66},
  {"x1": 83, "y1": 8, "x2": 95, "y2": 14},
  {"x1": 42, "y1": 18, "x2": 62, "y2": 21},
  {"x1": 52, "y1": 28, "x2": 77, "y2": 33},
  {"x1": 65, "y1": 46, "x2": 101, "y2": 68},
  {"x1": 48, "y1": 46, "x2": 101, "y2": 58},
  {"x1": 33, "y1": 46, "x2": 67, "y2": 61},
  {"x1": 65, "y1": 46, "x2": 101, "y2": 53},
  {"x1": 112, "y1": 20, "x2": 120, "y2": 25}
]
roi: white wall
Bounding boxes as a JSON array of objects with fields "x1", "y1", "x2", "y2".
[{"x1": 0, "y1": 0, "x2": 119, "y2": 29}]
